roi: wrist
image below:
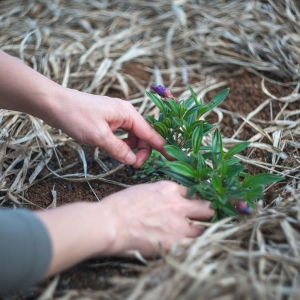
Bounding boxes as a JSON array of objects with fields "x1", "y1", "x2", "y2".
[{"x1": 35, "y1": 202, "x2": 118, "y2": 277}]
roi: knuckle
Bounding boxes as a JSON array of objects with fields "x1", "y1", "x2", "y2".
[
  {"x1": 121, "y1": 100, "x2": 134, "y2": 111},
  {"x1": 159, "y1": 180, "x2": 178, "y2": 191}
]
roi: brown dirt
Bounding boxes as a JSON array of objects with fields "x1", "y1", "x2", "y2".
[{"x1": 11, "y1": 64, "x2": 300, "y2": 297}]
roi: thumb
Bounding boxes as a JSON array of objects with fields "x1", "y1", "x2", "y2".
[{"x1": 99, "y1": 127, "x2": 136, "y2": 165}]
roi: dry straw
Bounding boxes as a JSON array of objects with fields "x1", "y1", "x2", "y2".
[{"x1": 0, "y1": 0, "x2": 300, "y2": 299}]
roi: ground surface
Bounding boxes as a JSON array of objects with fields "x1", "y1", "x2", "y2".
[{"x1": 8, "y1": 64, "x2": 297, "y2": 298}]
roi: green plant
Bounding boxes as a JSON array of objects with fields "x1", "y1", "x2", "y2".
[
  {"x1": 145, "y1": 85, "x2": 283, "y2": 221},
  {"x1": 132, "y1": 150, "x2": 166, "y2": 181}
]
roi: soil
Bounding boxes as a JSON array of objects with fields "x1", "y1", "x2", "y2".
[{"x1": 8, "y1": 64, "x2": 300, "y2": 298}]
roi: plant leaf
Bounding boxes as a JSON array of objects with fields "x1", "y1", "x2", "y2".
[
  {"x1": 212, "y1": 129, "x2": 223, "y2": 156},
  {"x1": 243, "y1": 185, "x2": 264, "y2": 201},
  {"x1": 184, "y1": 97, "x2": 195, "y2": 109},
  {"x1": 224, "y1": 142, "x2": 250, "y2": 159},
  {"x1": 225, "y1": 158, "x2": 240, "y2": 166},
  {"x1": 220, "y1": 203, "x2": 239, "y2": 216},
  {"x1": 192, "y1": 123, "x2": 203, "y2": 154},
  {"x1": 162, "y1": 117, "x2": 172, "y2": 128},
  {"x1": 197, "y1": 167, "x2": 213, "y2": 180},
  {"x1": 184, "y1": 104, "x2": 202, "y2": 119},
  {"x1": 242, "y1": 173, "x2": 284, "y2": 188},
  {"x1": 153, "y1": 122, "x2": 168, "y2": 138},
  {"x1": 160, "y1": 167, "x2": 197, "y2": 187},
  {"x1": 165, "y1": 98, "x2": 180, "y2": 116},
  {"x1": 211, "y1": 88, "x2": 230, "y2": 105},
  {"x1": 165, "y1": 145, "x2": 190, "y2": 164},
  {"x1": 188, "y1": 85, "x2": 199, "y2": 105},
  {"x1": 146, "y1": 91, "x2": 167, "y2": 116},
  {"x1": 226, "y1": 165, "x2": 245, "y2": 178},
  {"x1": 144, "y1": 115, "x2": 156, "y2": 125},
  {"x1": 166, "y1": 161, "x2": 196, "y2": 178}
]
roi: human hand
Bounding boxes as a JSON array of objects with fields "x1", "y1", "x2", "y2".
[
  {"x1": 45, "y1": 87, "x2": 166, "y2": 168},
  {"x1": 100, "y1": 181, "x2": 214, "y2": 257}
]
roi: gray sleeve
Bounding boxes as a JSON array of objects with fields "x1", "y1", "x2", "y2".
[{"x1": 0, "y1": 208, "x2": 52, "y2": 296}]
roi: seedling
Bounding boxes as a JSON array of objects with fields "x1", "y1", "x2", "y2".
[
  {"x1": 132, "y1": 150, "x2": 166, "y2": 181},
  {"x1": 145, "y1": 85, "x2": 283, "y2": 221}
]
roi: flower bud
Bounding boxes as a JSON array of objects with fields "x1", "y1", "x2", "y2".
[
  {"x1": 151, "y1": 85, "x2": 175, "y2": 100},
  {"x1": 235, "y1": 201, "x2": 251, "y2": 215}
]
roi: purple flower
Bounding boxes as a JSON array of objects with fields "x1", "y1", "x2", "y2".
[
  {"x1": 151, "y1": 85, "x2": 175, "y2": 100},
  {"x1": 235, "y1": 201, "x2": 251, "y2": 215}
]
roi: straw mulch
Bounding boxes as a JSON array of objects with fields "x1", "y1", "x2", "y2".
[{"x1": 1, "y1": 0, "x2": 300, "y2": 299}]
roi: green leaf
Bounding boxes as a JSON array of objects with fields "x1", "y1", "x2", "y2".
[
  {"x1": 220, "y1": 203, "x2": 238, "y2": 216},
  {"x1": 200, "y1": 146, "x2": 212, "y2": 151},
  {"x1": 190, "y1": 120, "x2": 206, "y2": 131},
  {"x1": 220, "y1": 159, "x2": 227, "y2": 176},
  {"x1": 225, "y1": 158, "x2": 240, "y2": 166},
  {"x1": 184, "y1": 104, "x2": 202, "y2": 119},
  {"x1": 242, "y1": 173, "x2": 284, "y2": 188},
  {"x1": 173, "y1": 117, "x2": 182, "y2": 127},
  {"x1": 197, "y1": 167, "x2": 213, "y2": 180},
  {"x1": 211, "y1": 88, "x2": 230, "y2": 105},
  {"x1": 165, "y1": 98, "x2": 180, "y2": 116},
  {"x1": 165, "y1": 145, "x2": 190, "y2": 164},
  {"x1": 188, "y1": 85, "x2": 199, "y2": 105},
  {"x1": 159, "y1": 167, "x2": 197, "y2": 187},
  {"x1": 243, "y1": 185, "x2": 264, "y2": 201},
  {"x1": 202, "y1": 152, "x2": 213, "y2": 160},
  {"x1": 217, "y1": 194, "x2": 227, "y2": 205},
  {"x1": 212, "y1": 129, "x2": 223, "y2": 156},
  {"x1": 203, "y1": 124, "x2": 216, "y2": 135},
  {"x1": 193, "y1": 184, "x2": 218, "y2": 200},
  {"x1": 184, "y1": 97, "x2": 195, "y2": 109},
  {"x1": 183, "y1": 139, "x2": 192, "y2": 149},
  {"x1": 226, "y1": 165, "x2": 245, "y2": 178},
  {"x1": 166, "y1": 161, "x2": 196, "y2": 178},
  {"x1": 194, "y1": 153, "x2": 206, "y2": 171},
  {"x1": 158, "y1": 113, "x2": 165, "y2": 122},
  {"x1": 146, "y1": 92, "x2": 167, "y2": 116},
  {"x1": 144, "y1": 115, "x2": 156, "y2": 125},
  {"x1": 211, "y1": 201, "x2": 219, "y2": 209},
  {"x1": 162, "y1": 117, "x2": 172, "y2": 128},
  {"x1": 195, "y1": 88, "x2": 230, "y2": 118},
  {"x1": 211, "y1": 212, "x2": 219, "y2": 223},
  {"x1": 188, "y1": 185, "x2": 198, "y2": 198},
  {"x1": 153, "y1": 122, "x2": 168, "y2": 138},
  {"x1": 225, "y1": 189, "x2": 244, "y2": 199},
  {"x1": 211, "y1": 173, "x2": 222, "y2": 193},
  {"x1": 224, "y1": 142, "x2": 250, "y2": 159},
  {"x1": 192, "y1": 123, "x2": 203, "y2": 154}
]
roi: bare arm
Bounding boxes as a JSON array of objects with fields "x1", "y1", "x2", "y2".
[{"x1": 0, "y1": 50, "x2": 167, "y2": 167}]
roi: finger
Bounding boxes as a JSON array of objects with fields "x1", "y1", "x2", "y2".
[
  {"x1": 100, "y1": 125, "x2": 137, "y2": 165},
  {"x1": 185, "y1": 200, "x2": 215, "y2": 221},
  {"x1": 133, "y1": 138, "x2": 153, "y2": 168},
  {"x1": 123, "y1": 136, "x2": 139, "y2": 149},
  {"x1": 123, "y1": 134, "x2": 152, "y2": 168},
  {"x1": 177, "y1": 184, "x2": 189, "y2": 198},
  {"x1": 121, "y1": 114, "x2": 172, "y2": 158},
  {"x1": 185, "y1": 224, "x2": 206, "y2": 238}
]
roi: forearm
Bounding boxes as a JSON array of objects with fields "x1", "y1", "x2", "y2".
[
  {"x1": 35, "y1": 202, "x2": 116, "y2": 278},
  {"x1": 0, "y1": 50, "x2": 61, "y2": 123}
]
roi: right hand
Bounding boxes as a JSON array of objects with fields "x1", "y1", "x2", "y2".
[{"x1": 100, "y1": 181, "x2": 214, "y2": 257}]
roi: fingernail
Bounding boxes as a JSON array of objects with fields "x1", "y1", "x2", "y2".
[{"x1": 123, "y1": 151, "x2": 136, "y2": 165}]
